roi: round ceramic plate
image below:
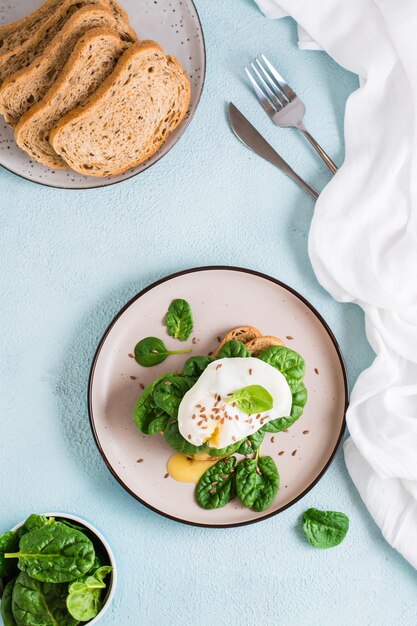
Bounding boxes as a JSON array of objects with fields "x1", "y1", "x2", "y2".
[
  {"x1": 0, "y1": 0, "x2": 205, "y2": 189},
  {"x1": 89, "y1": 267, "x2": 348, "y2": 527}
]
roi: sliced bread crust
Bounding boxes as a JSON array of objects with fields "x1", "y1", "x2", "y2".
[
  {"x1": 245, "y1": 336, "x2": 285, "y2": 356},
  {"x1": 0, "y1": 0, "x2": 136, "y2": 83},
  {"x1": 15, "y1": 28, "x2": 129, "y2": 168},
  {"x1": 0, "y1": 5, "x2": 133, "y2": 127},
  {"x1": 50, "y1": 40, "x2": 191, "y2": 177},
  {"x1": 0, "y1": 0, "x2": 134, "y2": 55},
  {"x1": 214, "y1": 326, "x2": 263, "y2": 358}
]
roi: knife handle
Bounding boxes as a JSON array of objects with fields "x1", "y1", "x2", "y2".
[{"x1": 282, "y1": 167, "x2": 319, "y2": 201}]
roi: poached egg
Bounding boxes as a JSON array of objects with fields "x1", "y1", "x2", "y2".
[{"x1": 178, "y1": 357, "x2": 292, "y2": 449}]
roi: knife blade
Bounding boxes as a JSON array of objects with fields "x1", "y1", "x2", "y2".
[{"x1": 228, "y1": 102, "x2": 319, "y2": 201}]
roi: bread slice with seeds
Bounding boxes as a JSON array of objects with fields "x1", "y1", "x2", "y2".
[
  {"x1": 246, "y1": 336, "x2": 285, "y2": 356},
  {"x1": 50, "y1": 40, "x2": 191, "y2": 177},
  {"x1": 15, "y1": 28, "x2": 129, "y2": 168},
  {"x1": 0, "y1": 0, "x2": 133, "y2": 55},
  {"x1": 0, "y1": 0, "x2": 136, "y2": 84},
  {"x1": 214, "y1": 326, "x2": 262, "y2": 358},
  {"x1": 0, "y1": 6, "x2": 135, "y2": 127}
]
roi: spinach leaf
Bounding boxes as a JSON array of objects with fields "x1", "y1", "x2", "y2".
[
  {"x1": 165, "y1": 299, "x2": 194, "y2": 341},
  {"x1": 262, "y1": 382, "x2": 307, "y2": 433},
  {"x1": 66, "y1": 565, "x2": 112, "y2": 622},
  {"x1": 134, "y1": 373, "x2": 173, "y2": 435},
  {"x1": 226, "y1": 384, "x2": 273, "y2": 415},
  {"x1": 164, "y1": 419, "x2": 207, "y2": 455},
  {"x1": 302, "y1": 508, "x2": 349, "y2": 549},
  {"x1": 1, "y1": 577, "x2": 17, "y2": 626},
  {"x1": 19, "y1": 515, "x2": 55, "y2": 537},
  {"x1": 258, "y1": 345, "x2": 306, "y2": 392},
  {"x1": 237, "y1": 429, "x2": 265, "y2": 455},
  {"x1": 5, "y1": 522, "x2": 95, "y2": 583},
  {"x1": 182, "y1": 356, "x2": 212, "y2": 378},
  {"x1": 217, "y1": 340, "x2": 250, "y2": 359},
  {"x1": 153, "y1": 375, "x2": 195, "y2": 419},
  {"x1": 236, "y1": 456, "x2": 279, "y2": 512},
  {"x1": 0, "y1": 531, "x2": 19, "y2": 579},
  {"x1": 134, "y1": 337, "x2": 191, "y2": 367},
  {"x1": 207, "y1": 441, "x2": 242, "y2": 457},
  {"x1": 196, "y1": 457, "x2": 237, "y2": 509},
  {"x1": 12, "y1": 572, "x2": 78, "y2": 626}
]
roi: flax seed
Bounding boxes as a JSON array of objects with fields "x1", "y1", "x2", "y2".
[
  {"x1": 192, "y1": 337, "x2": 197, "y2": 345},
  {"x1": 235, "y1": 415, "x2": 239, "y2": 421},
  {"x1": 130, "y1": 376, "x2": 137, "y2": 380},
  {"x1": 211, "y1": 481, "x2": 218, "y2": 486},
  {"x1": 198, "y1": 421, "x2": 203, "y2": 426},
  {"x1": 188, "y1": 435, "x2": 192, "y2": 440},
  {"x1": 271, "y1": 436, "x2": 275, "y2": 443},
  {"x1": 192, "y1": 415, "x2": 196, "y2": 420},
  {"x1": 278, "y1": 451, "x2": 285, "y2": 456},
  {"x1": 303, "y1": 430, "x2": 310, "y2": 435},
  {"x1": 292, "y1": 449, "x2": 297, "y2": 456},
  {"x1": 232, "y1": 436, "x2": 236, "y2": 442},
  {"x1": 256, "y1": 467, "x2": 263, "y2": 476},
  {"x1": 286, "y1": 336, "x2": 294, "y2": 340},
  {"x1": 164, "y1": 473, "x2": 169, "y2": 478},
  {"x1": 314, "y1": 368, "x2": 319, "y2": 375},
  {"x1": 249, "y1": 368, "x2": 253, "y2": 375},
  {"x1": 217, "y1": 336, "x2": 221, "y2": 343},
  {"x1": 128, "y1": 353, "x2": 135, "y2": 358},
  {"x1": 247, "y1": 440, "x2": 252, "y2": 447},
  {"x1": 164, "y1": 381, "x2": 172, "y2": 386},
  {"x1": 220, "y1": 474, "x2": 228, "y2": 479},
  {"x1": 208, "y1": 351, "x2": 213, "y2": 356},
  {"x1": 232, "y1": 402, "x2": 236, "y2": 408},
  {"x1": 209, "y1": 489, "x2": 216, "y2": 494},
  {"x1": 136, "y1": 458, "x2": 144, "y2": 463},
  {"x1": 216, "y1": 364, "x2": 222, "y2": 370},
  {"x1": 200, "y1": 407, "x2": 206, "y2": 412},
  {"x1": 283, "y1": 429, "x2": 288, "y2": 433},
  {"x1": 139, "y1": 383, "x2": 145, "y2": 390}
]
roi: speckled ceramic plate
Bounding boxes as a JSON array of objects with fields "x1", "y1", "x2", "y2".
[
  {"x1": 89, "y1": 267, "x2": 348, "y2": 527},
  {"x1": 0, "y1": 0, "x2": 205, "y2": 189}
]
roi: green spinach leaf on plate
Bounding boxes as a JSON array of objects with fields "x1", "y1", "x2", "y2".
[
  {"x1": 0, "y1": 531, "x2": 19, "y2": 579},
  {"x1": 134, "y1": 337, "x2": 191, "y2": 367},
  {"x1": 164, "y1": 419, "x2": 207, "y2": 456},
  {"x1": 302, "y1": 508, "x2": 349, "y2": 549},
  {"x1": 237, "y1": 429, "x2": 265, "y2": 455},
  {"x1": 196, "y1": 457, "x2": 237, "y2": 509},
  {"x1": 134, "y1": 373, "x2": 173, "y2": 435},
  {"x1": 261, "y1": 381, "x2": 307, "y2": 433},
  {"x1": 258, "y1": 345, "x2": 306, "y2": 391},
  {"x1": 236, "y1": 455, "x2": 279, "y2": 512},
  {"x1": 165, "y1": 299, "x2": 194, "y2": 341},
  {"x1": 5, "y1": 523, "x2": 95, "y2": 583},
  {"x1": 217, "y1": 340, "x2": 250, "y2": 359},
  {"x1": 1, "y1": 577, "x2": 17, "y2": 626},
  {"x1": 153, "y1": 375, "x2": 195, "y2": 419},
  {"x1": 182, "y1": 355, "x2": 212, "y2": 378},
  {"x1": 12, "y1": 572, "x2": 78, "y2": 626},
  {"x1": 66, "y1": 565, "x2": 112, "y2": 622}
]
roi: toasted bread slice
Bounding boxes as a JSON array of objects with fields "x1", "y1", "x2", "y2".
[
  {"x1": 50, "y1": 40, "x2": 191, "y2": 176},
  {"x1": 246, "y1": 336, "x2": 285, "y2": 356},
  {"x1": 0, "y1": 6, "x2": 134, "y2": 127},
  {"x1": 0, "y1": 0, "x2": 134, "y2": 55},
  {"x1": 0, "y1": 0, "x2": 136, "y2": 84},
  {"x1": 214, "y1": 326, "x2": 262, "y2": 358},
  {"x1": 15, "y1": 28, "x2": 129, "y2": 168}
]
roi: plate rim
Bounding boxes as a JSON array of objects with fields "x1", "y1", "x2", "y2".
[
  {"x1": 0, "y1": 0, "x2": 206, "y2": 190},
  {"x1": 88, "y1": 266, "x2": 349, "y2": 528}
]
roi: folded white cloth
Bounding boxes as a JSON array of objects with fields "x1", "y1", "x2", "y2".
[{"x1": 255, "y1": 0, "x2": 417, "y2": 570}]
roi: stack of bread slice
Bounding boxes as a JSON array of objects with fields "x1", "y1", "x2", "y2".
[{"x1": 0, "y1": 0, "x2": 191, "y2": 177}]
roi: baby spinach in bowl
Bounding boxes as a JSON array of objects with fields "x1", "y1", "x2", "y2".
[{"x1": 0, "y1": 513, "x2": 117, "y2": 626}]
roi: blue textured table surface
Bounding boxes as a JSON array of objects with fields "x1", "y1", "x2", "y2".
[{"x1": 1, "y1": 2, "x2": 416, "y2": 624}]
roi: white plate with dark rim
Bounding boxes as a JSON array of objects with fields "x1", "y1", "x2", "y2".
[
  {"x1": 0, "y1": 0, "x2": 205, "y2": 189},
  {"x1": 88, "y1": 267, "x2": 348, "y2": 528}
]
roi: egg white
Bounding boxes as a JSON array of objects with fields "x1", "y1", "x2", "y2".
[{"x1": 178, "y1": 357, "x2": 293, "y2": 449}]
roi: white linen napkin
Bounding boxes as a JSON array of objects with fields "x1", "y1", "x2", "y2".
[{"x1": 254, "y1": 0, "x2": 417, "y2": 570}]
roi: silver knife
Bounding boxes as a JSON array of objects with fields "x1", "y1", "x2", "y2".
[{"x1": 228, "y1": 102, "x2": 319, "y2": 201}]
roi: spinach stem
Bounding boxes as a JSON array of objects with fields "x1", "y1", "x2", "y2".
[{"x1": 167, "y1": 349, "x2": 192, "y2": 355}]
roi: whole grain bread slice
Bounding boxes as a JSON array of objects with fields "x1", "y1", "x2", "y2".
[
  {"x1": 15, "y1": 28, "x2": 129, "y2": 168},
  {"x1": 0, "y1": 0, "x2": 134, "y2": 55},
  {"x1": 0, "y1": 0, "x2": 136, "y2": 83},
  {"x1": 50, "y1": 40, "x2": 191, "y2": 177},
  {"x1": 213, "y1": 326, "x2": 263, "y2": 358},
  {"x1": 246, "y1": 336, "x2": 285, "y2": 356},
  {"x1": 0, "y1": 5, "x2": 133, "y2": 127}
]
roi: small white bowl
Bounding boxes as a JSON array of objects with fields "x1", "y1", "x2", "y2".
[{"x1": 10, "y1": 512, "x2": 117, "y2": 625}]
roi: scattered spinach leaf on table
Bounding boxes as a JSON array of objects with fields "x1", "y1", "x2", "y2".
[
  {"x1": 134, "y1": 337, "x2": 191, "y2": 367},
  {"x1": 196, "y1": 457, "x2": 237, "y2": 509},
  {"x1": 165, "y1": 299, "x2": 194, "y2": 341},
  {"x1": 5, "y1": 522, "x2": 95, "y2": 583},
  {"x1": 217, "y1": 340, "x2": 250, "y2": 359},
  {"x1": 302, "y1": 508, "x2": 349, "y2": 548},
  {"x1": 226, "y1": 384, "x2": 273, "y2": 415},
  {"x1": 66, "y1": 565, "x2": 112, "y2": 622}
]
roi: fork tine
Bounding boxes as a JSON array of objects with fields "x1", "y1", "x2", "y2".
[
  {"x1": 255, "y1": 59, "x2": 288, "y2": 105},
  {"x1": 249, "y1": 63, "x2": 283, "y2": 111},
  {"x1": 261, "y1": 54, "x2": 297, "y2": 101},
  {"x1": 244, "y1": 66, "x2": 276, "y2": 117}
]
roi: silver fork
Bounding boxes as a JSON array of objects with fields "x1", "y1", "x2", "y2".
[{"x1": 245, "y1": 55, "x2": 338, "y2": 175}]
